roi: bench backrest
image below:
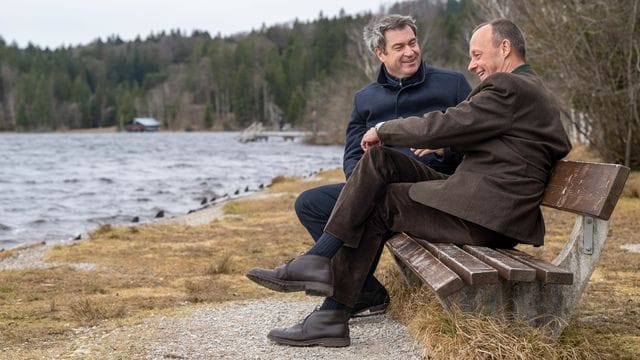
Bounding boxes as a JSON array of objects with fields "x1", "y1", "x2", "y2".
[{"x1": 542, "y1": 160, "x2": 630, "y2": 220}]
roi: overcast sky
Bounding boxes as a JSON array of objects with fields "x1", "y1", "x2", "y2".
[{"x1": 0, "y1": 0, "x2": 392, "y2": 49}]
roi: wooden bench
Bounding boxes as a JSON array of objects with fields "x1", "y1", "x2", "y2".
[{"x1": 386, "y1": 160, "x2": 630, "y2": 337}]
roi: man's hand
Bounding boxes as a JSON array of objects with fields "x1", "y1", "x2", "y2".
[
  {"x1": 411, "y1": 148, "x2": 444, "y2": 157},
  {"x1": 361, "y1": 127, "x2": 381, "y2": 151}
]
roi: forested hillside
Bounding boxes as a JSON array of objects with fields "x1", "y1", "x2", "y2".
[
  {"x1": 3, "y1": 0, "x2": 636, "y2": 167},
  {"x1": 0, "y1": 0, "x2": 473, "y2": 139}
]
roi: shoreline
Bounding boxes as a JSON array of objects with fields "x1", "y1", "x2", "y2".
[{"x1": 0, "y1": 186, "x2": 276, "y2": 270}]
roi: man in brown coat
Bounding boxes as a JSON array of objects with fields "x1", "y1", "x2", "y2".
[{"x1": 246, "y1": 19, "x2": 572, "y2": 347}]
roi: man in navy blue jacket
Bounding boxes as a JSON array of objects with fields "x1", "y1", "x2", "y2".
[{"x1": 293, "y1": 14, "x2": 471, "y2": 317}]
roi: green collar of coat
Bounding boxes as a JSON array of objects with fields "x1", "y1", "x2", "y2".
[{"x1": 511, "y1": 64, "x2": 532, "y2": 74}]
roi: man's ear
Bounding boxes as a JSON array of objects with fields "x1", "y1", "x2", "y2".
[
  {"x1": 501, "y1": 39, "x2": 512, "y2": 58},
  {"x1": 374, "y1": 47, "x2": 386, "y2": 62}
]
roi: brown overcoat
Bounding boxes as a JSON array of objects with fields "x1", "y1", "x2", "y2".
[{"x1": 377, "y1": 69, "x2": 571, "y2": 245}]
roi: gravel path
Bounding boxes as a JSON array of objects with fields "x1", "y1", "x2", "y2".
[
  {"x1": 89, "y1": 298, "x2": 424, "y2": 359},
  {"x1": 0, "y1": 243, "x2": 95, "y2": 271}
]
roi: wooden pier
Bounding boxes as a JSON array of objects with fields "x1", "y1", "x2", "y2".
[{"x1": 238, "y1": 123, "x2": 313, "y2": 143}]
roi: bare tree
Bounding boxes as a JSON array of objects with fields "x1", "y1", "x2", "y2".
[
  {"x1": 301, "y1": 70, "x2": 368, "y2": 144},
  {"x1": 475, "y1": 0, "x2": 640, "y2": 168},
  {"x1": 346, "y1": 25, "x2": 379, "y2": 80}
]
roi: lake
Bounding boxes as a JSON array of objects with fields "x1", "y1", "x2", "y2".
[{"x1": 0, "y1": 132, "x2": 343, "y2": 250}]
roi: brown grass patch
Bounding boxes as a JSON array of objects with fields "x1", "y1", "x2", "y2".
[
  {"x1": 564, "y1": 144, "x2": 604, "y2": 163},
  {"x1": 68, "y1": 298, "x2": 127, "y2": 324},
  {"x1": 204, "y1": 253, "x2": 234, "y2": 275},
  {"x1": 622, "y1": 171, "x2": 640, "y2": 198}
]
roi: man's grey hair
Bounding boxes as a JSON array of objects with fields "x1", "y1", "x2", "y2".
[
  {"x1": 363, "y1": 14, "x2": 417, "y2": 55},
  {"x1": 473, "y1": 19, "x2": 526, "y2": 60}
]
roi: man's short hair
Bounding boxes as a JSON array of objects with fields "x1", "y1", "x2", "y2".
[
  {"x1": 363, "y1": 14, "x2": 417, "y2": 55},
  {"x1": 474, "y1": 19, "x2": 526, "y2": 60}
]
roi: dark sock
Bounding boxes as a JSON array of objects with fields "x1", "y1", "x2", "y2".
[
  {"x1": 319, "y1": 297, "x2": 351, "y2": 311},
  {"x1": 305, "y1": 232, "x2": 342, "y2": 258}
]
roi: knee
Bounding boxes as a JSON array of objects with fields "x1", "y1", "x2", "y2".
[
  {"x1": 294, "y1": 188, "x2": 316, "y2": 220},
  {"x1": 361, "y1": 146, "x2": 390, "y2": 165},
  {"x1": 364, "y1": 145, "x2": 385, "y2": 158}
]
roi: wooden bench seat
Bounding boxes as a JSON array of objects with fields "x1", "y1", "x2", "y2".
[
  {"x1": 386, "y1": 160, "x2": 630, "y2": 337},
  {"x1": 464, "y1": 245, "x2": 536, "y2": 282}
]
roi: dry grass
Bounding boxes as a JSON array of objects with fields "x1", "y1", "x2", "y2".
[
  {"x1": 1, "y1": 155, "x2": 639, "y2": 358},
  {"x1": 564, "y1": 144, "x2": 604, "y2": 163},
  {"x1": 622, "y1": 172, "x2": 640, "y2": 198}
]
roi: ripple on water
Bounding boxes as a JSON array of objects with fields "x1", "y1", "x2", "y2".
[
  {"x1": 168, "y1": 163, "x2": 195, "y2": 169},
  {"x1": 0, "y1": 223, "x2": 13, "y2": 231},
  {"x1": 27, "y1": 219, "x2": 47, "y2": 226}
]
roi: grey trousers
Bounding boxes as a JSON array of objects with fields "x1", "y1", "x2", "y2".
[{"x1": 324, "y1": 146, "x2": 516, "y2": 306}]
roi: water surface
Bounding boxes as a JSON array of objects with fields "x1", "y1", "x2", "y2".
[{"x1": 0, "y1": 132, "x2": 342, "y2": 250}]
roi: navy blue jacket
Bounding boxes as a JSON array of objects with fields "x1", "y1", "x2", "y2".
[{"x1": 343, "y1": 62, "x2": 471, "y2": 178}]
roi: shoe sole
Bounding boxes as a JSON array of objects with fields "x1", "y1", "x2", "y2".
[
  {"x1": 351, "y1": 303, "x2": 389, "y2": 318},
  {"x1": 246, "y1": 269, "x2": 333, "y2": 297},
  {"x1": 267, "y1": 333, "x2": 350, "y2": 347}
]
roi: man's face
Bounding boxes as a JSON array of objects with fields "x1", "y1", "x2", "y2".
[
  {"x1": 375, "y1": 25, "x2": 421, "y2": 79},
  {"x1": 468, "y1": 24, "x2": 504, "y2": 81}
]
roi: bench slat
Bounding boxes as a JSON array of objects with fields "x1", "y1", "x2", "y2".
[
  {"x1": 387, "y1": 234, "x2": 464, "y2": 297},
  {"x1": 463, "y1": 245, "x2": 537, "y2": 282},
  {"x1": 497, "y1": 248, "x2": 574, "y2": 284},
  {"x1": 418, "y1": 242, "x2": 499, "y2": 285},
  {"x1": 542, "y1": 160, "x2": 629, "y2": 220}
]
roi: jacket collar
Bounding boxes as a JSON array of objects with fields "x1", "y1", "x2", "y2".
[
  {"x1": 511, "y1": 63, "x2": 532, "y2": 74},
  {"x1": 376, "y1": 61, "x2": 427, "y2": 90}
]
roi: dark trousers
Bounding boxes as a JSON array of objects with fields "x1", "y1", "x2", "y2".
[
  {"x1": 325, "y1": 146, "x2": 516, "y2": 306},
  {"x1": 295, "y1": 183, "x2": 386, "y2": 293},
  {"x1": 295, "y1": 184, "x2": 344, "y2": 242}
]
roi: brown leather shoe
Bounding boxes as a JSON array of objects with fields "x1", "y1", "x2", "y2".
[
  {"x1": 245, "y1": 255, "x2": 333, "y2": 296},
  {"x1": 268, "y1": 309, "x2": 350, "y2": 347}
]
